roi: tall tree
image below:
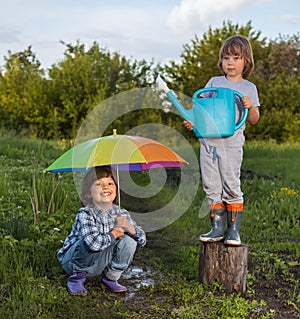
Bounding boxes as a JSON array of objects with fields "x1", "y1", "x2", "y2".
[
  {"x1": 0, "y1": 46, "x2": 49, "y2": 136},
  {"x1": 48, "y1": 41, "x2": 154, "y2": 138},
  {"x1": 246, "y1": 33, "x2": 300, "y2": 141}
]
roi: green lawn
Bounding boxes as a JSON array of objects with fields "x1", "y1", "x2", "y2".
[{"x1": 243, "y1": 141, "x2": 300, "y2": 186}]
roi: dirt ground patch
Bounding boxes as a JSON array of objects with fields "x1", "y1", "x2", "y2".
[{"x1": 118, "y1": 251, "x2": 300, "y2": 319}]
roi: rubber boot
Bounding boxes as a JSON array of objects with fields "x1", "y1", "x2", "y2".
[
  {"x1": 200, "y1": 203, "x2": 226, "y2": 242},
  {"x1": 101, "y1": 275, "x2": 127, "y2": 293},
  {"x1": 224, "y1": 203, "x2": 243, "y2": 246},
  {"x1": 67, "y1": 272, "x2": 88, "y2": 295}
]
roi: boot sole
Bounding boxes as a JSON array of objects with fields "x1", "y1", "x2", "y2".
[
  {"x1": 102, "y1": 284, "x2": 127, "y2": 293},
  {"x1": 67, "y1": 288, "x2": 88, "y2": 296},
  {"x1": 224, "y1": 240, "x2": 241, "y2": 246},
  {"x1": 199, "y1": 236, "x2": 224, "y2": 242}
]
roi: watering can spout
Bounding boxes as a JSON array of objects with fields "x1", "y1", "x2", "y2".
[
  {"x1": 156, "y1": 75, "x2": 170, "y2": 93},
  {"x1": 156, "y1": 74, "x2": 193, "y2": 123}
]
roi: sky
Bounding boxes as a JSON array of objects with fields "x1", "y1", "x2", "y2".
[{"x1": 0, "y1": 0, "x2": 299, "y2": 69}]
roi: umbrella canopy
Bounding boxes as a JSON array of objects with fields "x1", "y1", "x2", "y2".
[
  {"x1": 46, "y1": 130, "x2": 187, "y2": 205},
  {"x1": 46, "y1": 129, "x2": 187, "y2": 173}
]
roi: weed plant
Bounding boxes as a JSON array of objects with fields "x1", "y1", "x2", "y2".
[{"x1": 0, "y1": 135, "x2": 299, "y2": 318}]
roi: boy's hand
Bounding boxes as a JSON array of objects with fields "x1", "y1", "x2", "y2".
[
  {"x1": 242, "y1": 96, "x2": 260, "y2": 125},
  {"x1": 115, "y1": 216, "x2": 136, "y2": 235},
  {"x1": 111, "y1": 226, "x2": 125, "y2": 239},
  {"x1": 183, "y1": 120, "x2": 193, "y2": 131},
  {"x1": 241, "y1": 96, "x2": 253, "y2": 109}
]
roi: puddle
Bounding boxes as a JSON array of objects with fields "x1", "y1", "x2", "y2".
[{"x1": 121, "y1": 265, "x2": 159, "y2": 300}]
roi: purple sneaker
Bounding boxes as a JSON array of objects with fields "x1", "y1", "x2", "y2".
[
  {"x1": 101, "y1": 276, "x2": 127, "y2": 293},
  {"x1": 67, "y1": 272, "x2": 88, "y2": 295}
]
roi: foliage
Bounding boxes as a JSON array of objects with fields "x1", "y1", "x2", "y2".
[
  {"x1": 30, "y1": 172, "x2": 68, "y2": 224},
  {"x1": 47, "y1": 41, "x2": 156, "y2": 139},
  {"x1": 0, "y1": 46, "x2": 50, "y2": 136},
  {"x1": 0, "y1": 22, "x2": 299, "y2": 141},
  {"x1": 250, "y1": 33, "x2": 300, "y2": 141},
  {"x1": 0, "y1": 42, "x2": 156, "y2": 139}
]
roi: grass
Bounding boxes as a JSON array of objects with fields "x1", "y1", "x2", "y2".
[
  {"x1": 0, "y1": 135, "x2": 299, "y2": 318},
  {"x1": 243, "y1": 140, "x2": 300, "y2": 185}
]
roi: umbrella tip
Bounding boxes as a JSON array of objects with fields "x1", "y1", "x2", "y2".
[{"x1": 113, "y1": 129, "x2": 117, "y2": 136}]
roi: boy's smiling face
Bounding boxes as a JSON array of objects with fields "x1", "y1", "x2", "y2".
[{"x1": 90, "y1": 176, "x2": 117, "y2": 209}]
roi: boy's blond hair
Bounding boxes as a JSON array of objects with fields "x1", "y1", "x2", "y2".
[{"x1": 218, "y1": 35, "x2": 254, "y2": 78}]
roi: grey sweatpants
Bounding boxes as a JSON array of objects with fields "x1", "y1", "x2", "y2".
[{"x1": 200, "y1": 143, "x2": 243, "y2": 205}]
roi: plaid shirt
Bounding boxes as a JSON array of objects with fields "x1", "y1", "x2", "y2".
[{"x1": 57, "y1": 204, "x2": 146, "y2": 262}]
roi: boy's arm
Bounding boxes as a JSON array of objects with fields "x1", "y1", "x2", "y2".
[{"x1": 242, "y1": 96, "x2": 260, "y2": 125}]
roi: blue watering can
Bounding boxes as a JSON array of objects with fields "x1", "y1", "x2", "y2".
[{"x1": 156, "y1": 75, "x2": 248, "y2": 138}]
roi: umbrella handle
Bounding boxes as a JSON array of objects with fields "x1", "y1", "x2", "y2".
[{"x1": 116, "y1": 164, "x2": 121, "y2": 206}]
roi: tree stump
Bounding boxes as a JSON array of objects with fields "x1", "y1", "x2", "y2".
[{"x1": 198, "y1": 242, "x2": 248, "y2": 293}]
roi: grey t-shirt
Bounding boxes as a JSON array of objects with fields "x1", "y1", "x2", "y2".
[{"x1": 199, "y1": 75, "x2": 260, "y2": 148}]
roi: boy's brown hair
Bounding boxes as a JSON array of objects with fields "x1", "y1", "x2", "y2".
[
  {"x1": 80, "y1": 165, "x2": 118, "y2": 206},
  {"x1": 218, "y1": 35, "x2": 254, "y2": 78}
]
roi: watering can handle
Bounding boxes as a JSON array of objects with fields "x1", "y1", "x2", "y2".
[
  {"x1": 231, "y1": 89, "x2": 248, "y2": 129},
  {"x1": 193, "y1": 87, "x2": 248, "y2": 129}
]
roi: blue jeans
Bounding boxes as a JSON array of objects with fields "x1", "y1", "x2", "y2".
[{"x1": 60, "y1": 235, "x2": 137, "y2": 281}]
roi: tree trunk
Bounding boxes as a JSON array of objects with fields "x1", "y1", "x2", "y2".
[{"x1": 198, "y1": 242, "x2": 248, "y2": 293}]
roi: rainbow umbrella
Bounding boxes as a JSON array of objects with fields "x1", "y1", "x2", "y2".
[{"x1": 46, "y1": 129, "x2": 187, "y2": 204}]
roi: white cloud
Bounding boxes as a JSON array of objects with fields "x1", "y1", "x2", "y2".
[
  {"x1": 166, "y1": 0, "x2": 268, "y2": 38},
  {"x1": 0, "y1": 0, "x2": 297, "y2": 68}
]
